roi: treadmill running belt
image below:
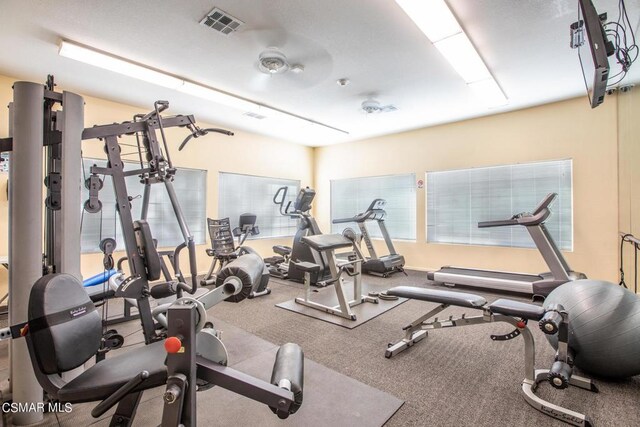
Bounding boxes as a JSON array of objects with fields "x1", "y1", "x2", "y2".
[{"x1": 437, "y1": 267, "x2": 540, "y2": 283}]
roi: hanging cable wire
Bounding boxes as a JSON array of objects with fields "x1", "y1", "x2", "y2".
[
  {"x1": 620, "y1": 233, "x2": 632, "y2": 287},
  {"x1": 605, "y1": 0, "x2": 638, "y2": 87}
]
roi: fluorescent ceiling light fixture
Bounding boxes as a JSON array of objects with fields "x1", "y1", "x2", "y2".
[
  {"x1": 434, "y1": 33, "x2": 491, "y2": 83},
  {"x1": 59, "y1": 41, "x2": 183, "y2": 89},
  {"x1": 395, "y1": 0, "x2": 508, "y2": 105},
  {"x1": 468, "y1": 78, "x2": 508, "y2": 107},
  {"x1": 395, "y1": 0, "x2": 461, "y2": 42},
  {"x1": 178, "y1": 81, "x2": 257, "y2": 112},
  {"x1": 58, "y1": 40, "x2": 347, "y2": 134}
]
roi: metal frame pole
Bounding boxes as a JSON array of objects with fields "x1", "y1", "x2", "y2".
[{"x1": 9, "y1": 81, "x2": 45, "y2": 425}]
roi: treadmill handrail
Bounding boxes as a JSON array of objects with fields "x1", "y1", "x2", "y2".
[
  {"x1": 532, "y1": 193, "x2": 557, "y2": 215},
  {"x1": 477, "y1": 193, "x2": 556, "y2": 228},
  {"x1": 332, "y1": 210, "x2": 386, "y2": 224},
  {"x1": 332, "y1": 217, "x2": 355, "y2": 224},
  {"x1": 478, "y1": 218, "x2": 519, "y2": 228}
]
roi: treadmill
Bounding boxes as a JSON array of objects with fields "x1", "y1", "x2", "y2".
[
  {"x1": 428, "y1": 193, "x2": 586, "y2": 297},
  {"x1": 332, "y1": 199, "x2": 406, "y2": 277}
]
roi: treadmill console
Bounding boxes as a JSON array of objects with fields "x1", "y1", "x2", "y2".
[
  {"x1": 531, "y1": 193, "x2": 557, "y2": 215},
  {"x1": 238, "y1": 213, "x2": 257, "y2": 228},
  {"x1": 367, "y1": 199, "x2": 386, "y2": 211},
  {"x1": 294, "y1": 187, "x2": 316, "y2": 213}
]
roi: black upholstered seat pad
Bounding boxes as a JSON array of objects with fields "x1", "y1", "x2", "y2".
[
  {"x1": 386, "y1": 286, "x2": 487, "y2": 308},
  {"x1": 58, "y1": 341, "x2": 167, "y2": 403},
  {"x1": 301, "y1": 234, "x2": 352, "y2": 251},
  {"x1": 488, "y1": 299, "x2": 545, "y2": 320}
]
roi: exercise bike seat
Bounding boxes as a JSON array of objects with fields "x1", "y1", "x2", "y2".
[
  {"x1": 488, "y1": 299, "x2": 545, "y2": 321},
  {"x1": 386, "y1": 286, "x2": 487, "y2": 308},
  {"x1": 273, "y1": 245, "x2": 291, "y2": 257}
]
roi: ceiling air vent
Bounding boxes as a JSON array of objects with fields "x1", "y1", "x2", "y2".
[
  {"x1": 200, "y1": 7, "x2": 244, "y2": 35},
  {"x1": 244, "y1": 112, "x2": 266, "y2": 120}
]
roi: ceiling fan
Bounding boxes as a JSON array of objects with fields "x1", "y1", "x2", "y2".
[{"x1": 237, "y1": 29, "x2": 333, "y2": 92}]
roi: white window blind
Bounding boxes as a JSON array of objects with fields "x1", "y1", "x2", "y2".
[
  {"x1": 426, "y1": 159, "x2": 573, "y2": 250},
  {"x1": 81, "y1": 158, "x2": 207, "y2": 253},
  {"x1": 331, "y1": 174, "x2": 416, "y2": 240},
  {"x1": 218, "y1": 172, "x2": 300, "y2": 238}
]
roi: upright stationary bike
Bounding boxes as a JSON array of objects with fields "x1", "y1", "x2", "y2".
[{"x1": 265, "y1": 187, "x2": 332, "y2": 287}]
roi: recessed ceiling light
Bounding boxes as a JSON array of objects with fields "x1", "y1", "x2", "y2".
[{"x1": 336, "y1": 78, "x2": 350, "y2": 86}]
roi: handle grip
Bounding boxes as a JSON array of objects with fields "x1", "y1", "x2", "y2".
[
  {"x1": 188, "y1": 239, "x2": 198, "y2": 294},
  {"x1": 91, "y1": 371, "x2": 149, "y2": 417},
  {"x1": 178, "y1": 127, "x2": 234, "y2": 151}
]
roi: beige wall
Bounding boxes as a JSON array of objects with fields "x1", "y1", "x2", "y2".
[
  {"x1": 618, "y1": 88, "x2": 640, "y2": 288},
  {"x1": 0, "y1": 73, "x2": 314, "y2": 290},
  {"x1": 315, "y1": 96, "x2": 620, "y2": 282},
  {"x1": 0, "y1": 71, "x2": 629, "y2": 289}
]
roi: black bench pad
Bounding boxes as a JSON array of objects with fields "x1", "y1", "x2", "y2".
[
  {"x1": 302, "y1": 234, "x2": 353, "y2": 251},
  {"x1": 488, "y1": 299, "x2": 545, "y2": 321},
  {"x1": 386, "y1": 286, "x2": 487, "y2": 308}
]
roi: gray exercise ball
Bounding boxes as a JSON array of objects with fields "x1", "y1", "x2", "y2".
[{"x1": 544, "y1": 279, "x2": 640, "y2": 379}]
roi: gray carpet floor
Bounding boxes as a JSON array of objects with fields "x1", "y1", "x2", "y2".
[
  {"x1": 213, "y1": 271, "x2": 640, "y2": 427},
  {"x1": 2, "y1": 270, "x2": 640, "y2": 426}
]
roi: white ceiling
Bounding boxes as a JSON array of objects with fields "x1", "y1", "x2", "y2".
[{"x1": 0, "y1": 0, "x2": 638, "y2": 146}]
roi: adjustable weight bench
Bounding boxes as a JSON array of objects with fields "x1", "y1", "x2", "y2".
[
  {"x1": 385, "y1": 286, "x2": 597, "y2": 427},
  {"x1": 292, "y1": 234, "x2": 377, "y2": 320}
]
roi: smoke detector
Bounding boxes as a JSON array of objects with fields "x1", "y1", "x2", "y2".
[
  {"x1": 361, "y1": 99, "x2": 397, "y2": 114},
  {"x1": 258, "y1": 48, "x2": 290, "y2": 74}
]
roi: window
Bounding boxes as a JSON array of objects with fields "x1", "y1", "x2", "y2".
[
  {"x1": 80, "y1": 158, "x2": 207, "y2": 253},
  {"x1": 218, "y1": 172, "x2": 300, "y2": 238},
  {"x1": 331, "y1": 174, "x2": 416, "y2": 240},
  {"x1": 426, "y1": 159, "x2": 573, "y2": 250}
]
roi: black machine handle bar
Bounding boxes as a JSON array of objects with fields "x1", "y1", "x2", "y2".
[
  {"x1": 139, "y1": 100, "x2": 169, "y2": 122},
  {"x1": 273, "y1": 186, "x2": 297, "y2": 217},
  {"x1": 172, "y1": 241, "x2": 199, "y2": 296},
  {"x1": 178, "y1": 127, "x2": 234, "y2": 151}
]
